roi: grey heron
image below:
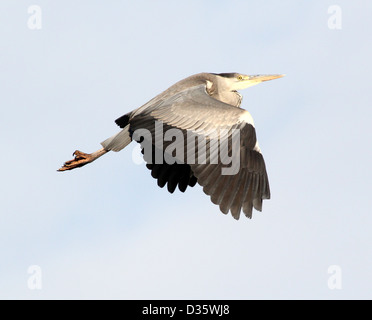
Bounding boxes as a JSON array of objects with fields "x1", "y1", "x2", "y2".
[{"x1": 58, "y1": 72, "x2": 284, "y2": 219}]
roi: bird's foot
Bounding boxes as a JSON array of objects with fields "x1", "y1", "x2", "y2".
[{"x1": 58, "y1": 150, "x2": 93, "y2": 172}]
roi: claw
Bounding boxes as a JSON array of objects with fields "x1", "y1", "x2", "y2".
[
  {"x1": 58, "y1": 147, "x2": 107, "y2": 172},
  {"x1": 58, "y1": 150, "x2": 93, "y2": 172}
]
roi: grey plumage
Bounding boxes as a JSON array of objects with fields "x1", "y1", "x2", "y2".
[
  {"x1": 59, "y1": 72, "x2": 284, "y2": 220},
  {"x1": 100, "y1": 73, "x2": 282, "y2": 219},
  {"x1": 101, "y1": 125, "x2": 131, "y2": 151}
]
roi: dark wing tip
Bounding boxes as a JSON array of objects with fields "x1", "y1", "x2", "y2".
[{"x1": 115, "y1": 114, "x2": 130, "y2": 128}]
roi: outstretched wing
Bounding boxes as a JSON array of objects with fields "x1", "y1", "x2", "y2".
[{"x1": 127, "y1": 84, "x2": 270, "y2": 219}]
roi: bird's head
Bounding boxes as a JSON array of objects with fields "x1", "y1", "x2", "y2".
[{"x1": 214, "y1": 72, "x2": 285, "y2": 91}]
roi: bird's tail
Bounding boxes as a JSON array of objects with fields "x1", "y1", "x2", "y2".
[{"x1": 100, "y1": 125, "x2": 132, "y2": 152}]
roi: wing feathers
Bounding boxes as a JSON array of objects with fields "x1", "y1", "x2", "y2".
[{"x1": 124, "y1": 83, "x2": 270, "y2": 219}]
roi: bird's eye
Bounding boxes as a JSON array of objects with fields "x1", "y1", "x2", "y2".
[{"x1": 237, "y1": 75, "x2": 243, "y2": 81}]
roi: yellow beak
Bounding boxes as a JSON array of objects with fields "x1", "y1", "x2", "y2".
[
  {"x1": 237, "y1": 74, "x2": 285, "y2": 90},
  {"x1": 246, "y1": 74, "x2": 285, "y2": 83}
]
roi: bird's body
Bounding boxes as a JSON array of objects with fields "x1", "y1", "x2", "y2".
[{"x1": 59, "y1": 72, "x2": 284, "y2": 219}]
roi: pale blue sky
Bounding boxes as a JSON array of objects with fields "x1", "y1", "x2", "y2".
[{"x1": 1, "y1": 0, "x2": 371, "y2": 299}]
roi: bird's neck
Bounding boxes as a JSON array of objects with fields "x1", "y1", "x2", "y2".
[{"x1": 210, "y1": 89, "x2": 242, "y2": 107}]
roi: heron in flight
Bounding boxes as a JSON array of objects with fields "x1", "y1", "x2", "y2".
[{"x1": 58, "y1": 72, "x2": 284, "y2": 219}]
